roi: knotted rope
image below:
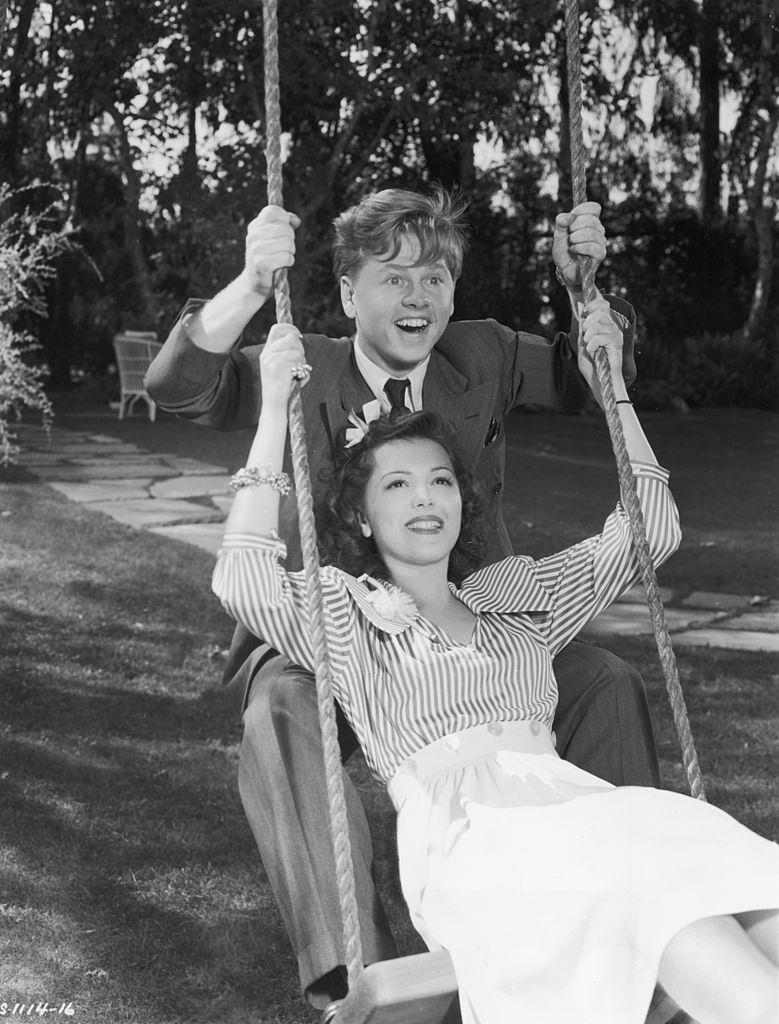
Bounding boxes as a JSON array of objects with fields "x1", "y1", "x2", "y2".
[
  {"x1": 563, "y1": 0, "x2": 706, "y2": 801},
  {"x1": 261, "y1": 0, "x2": 364, "y2": 986}
]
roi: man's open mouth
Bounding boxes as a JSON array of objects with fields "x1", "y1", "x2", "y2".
[{"x1": 395, "y1": 318, "x2": 430, "y2": 334}]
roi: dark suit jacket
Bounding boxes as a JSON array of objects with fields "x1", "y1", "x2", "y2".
[{"x1": 146, "y1": 300, "x2": 636, "y2": 700}]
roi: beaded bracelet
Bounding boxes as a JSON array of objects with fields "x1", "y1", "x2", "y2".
[{"x1": 229, "y1": 465, "x2": 292, "y2": 495}]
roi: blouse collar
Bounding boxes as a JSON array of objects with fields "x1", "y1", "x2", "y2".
[{"x1": 331, "y1": 556, "x2": 553, "y2": 637}]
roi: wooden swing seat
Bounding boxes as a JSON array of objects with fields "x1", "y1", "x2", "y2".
[
  {"x1": 333, "y1": 950, "x2": 695, "y2": 1024},
  {"x1": 334, "y1": 950, "x2": 460, "y2": 1024}
]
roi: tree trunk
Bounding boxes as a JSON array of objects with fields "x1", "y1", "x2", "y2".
[
  {"x1": 2, "y1": 0, "x2": 36, "y2": 183},
  {"x1": 697, "y1": 0, "x2": 721, "y2": 221},
  {"x1": 110, "y1": 107, "x2": 158, "y2": 326},
  {"x1": 0, "y1": 0, "x2": 9, "y2": 53},
  {"x1": 740, "y1": 0, "x2": 778, "y2": 348},
  {"x1": 557, "y1": 30, "x2": 572, "y2": 211}
]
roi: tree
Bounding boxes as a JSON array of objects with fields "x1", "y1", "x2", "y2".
[
  {"x1": 698, "y1": 0, "x2": 722, "y2": 220},
  {"x1": 740, "y1": 0, "x2": 779, "y2": 347}
]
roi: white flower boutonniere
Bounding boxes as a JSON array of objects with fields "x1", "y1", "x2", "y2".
[
  {"x1": 344, "y1": 399, "x2": 381, "y2": 448},
  {"x1": 362, "y1": 577, "x2": 419, "y2": 627}
]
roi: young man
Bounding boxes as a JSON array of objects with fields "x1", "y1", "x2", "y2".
[{"x1": 146, "y1": 189, "x2": 656, "y2": 1019}]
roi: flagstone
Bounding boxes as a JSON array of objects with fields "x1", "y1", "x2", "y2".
[
  {"x1": 62, "y1": 453, "x2": 167, "y2": 466},
  {"x1": 150, "y1": 521, "x2": 226, "y2": 555},
  {"x1": 158, "y1": 455, "x2": 229, "y2": 476},
  {"x1": 47, "y1": 480, "x2": 154, "y2": 503},
  {"x1": 210, "y1": 494, "x2": 234, "y2": 515},
  {"x1": 680, "y1": 591, "x2": 757, "y2": 611},
  {"x1": 717, "y1": 610, "x2": 779, "y2": 633},
  {"x1": 88, "y1": 498, "x2": 224, "y2": 529},
  {"x1": 21, "y1": 443, "x2": 142, "y2": 459},
  {"x1": 583, "y1": 604, "x2": 721, "y2": 637},
  {"x1": 150, "y1": 475, "x2": 231, "y2": 500},
  {"x1": 33, "y1": 462, "x2": 175, "y2": 481},
  {"x1": 672, "y1": 630, "x2": 779, "y2": 653}
]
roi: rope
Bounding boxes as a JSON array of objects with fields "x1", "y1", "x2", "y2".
[
  {"x1": 562, "y1": 0, "x2": 706, "y2": 801},
  {"x1": 261, "y1": 0, "x2": 364, "y2": 986}
]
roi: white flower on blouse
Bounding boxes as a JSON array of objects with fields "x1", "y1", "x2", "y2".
[{"x1": 360, "y1": 577, "x2": 419, "y2": 626}]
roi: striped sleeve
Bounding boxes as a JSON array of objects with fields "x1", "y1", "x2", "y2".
[
  {"x1": 530, "y1": 462, "x2": 681, "y2": 656},
  {"x1": 211, "y1": 531, "x2": 355, "y2": 675}
]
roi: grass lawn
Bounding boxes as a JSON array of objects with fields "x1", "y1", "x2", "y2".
[{"x1": 1, "y1": 392, "x2": 777, "y2": 1023}]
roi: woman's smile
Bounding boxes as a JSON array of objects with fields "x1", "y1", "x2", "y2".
[{"x1": 405, "y1": 514, "x2": 444, "y2": 533}]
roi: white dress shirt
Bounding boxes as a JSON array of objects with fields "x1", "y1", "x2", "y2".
[{"x1": 353, "y1": 338, "x2": 429, "y2": 415}]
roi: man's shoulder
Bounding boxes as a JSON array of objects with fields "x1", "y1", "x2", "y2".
[
  {"x1": 301, "y1": 332, "x2": 353, "y2": 365},
  {"x1": 438, "y1": 318, "x2": 547, "y2": 349},
  {"x1": 435, "y1": 318, "x2": 550, "y2": 372}
]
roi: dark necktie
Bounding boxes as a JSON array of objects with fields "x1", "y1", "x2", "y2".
[{"x1": 384, "y1": 377, "x2": 410, "y2": 416}]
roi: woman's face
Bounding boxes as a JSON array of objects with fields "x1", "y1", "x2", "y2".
[{"x1": 360, "y1": 437, "x2": 462, "y2": 573}]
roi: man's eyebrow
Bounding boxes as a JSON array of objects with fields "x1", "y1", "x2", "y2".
[{"x1": 381, "y1": 261, "x2": 448, "y2": 272}]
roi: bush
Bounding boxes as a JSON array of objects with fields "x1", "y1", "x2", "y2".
[
  {"x1": 633, "y1": 328, "x2": 778, "y2": 410},
  {"x1": 0, "y1": 185, "x2": 76, "y2": 463}
]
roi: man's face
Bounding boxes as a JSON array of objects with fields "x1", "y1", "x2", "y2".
[{"x1": 340, "y1": 235, "x2": 455, "y2": 375}]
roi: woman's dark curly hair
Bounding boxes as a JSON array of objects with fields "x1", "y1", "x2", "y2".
[{"x1": 317, "y1": 410, "x2": 486, "y2": 585}]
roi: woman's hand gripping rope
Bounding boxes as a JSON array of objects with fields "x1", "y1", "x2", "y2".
[
  {"x1": 577, "y1": 295, "x2": 627, "y2": 409},
  {"x1": 259, "y1": 323, "x2": 312, "y2": 412}
]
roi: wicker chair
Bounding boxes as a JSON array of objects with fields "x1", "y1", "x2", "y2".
[{"x1": 112, "y1": 332, "x2": 162, "y2": 421}]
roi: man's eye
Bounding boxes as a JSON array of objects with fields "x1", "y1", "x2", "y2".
[
  {"x1": 428, "y1": 276, "x2": 442, "y2": 286},
  {"x1": 387, "y1": 275, "x2": 403, "y2": 285}
]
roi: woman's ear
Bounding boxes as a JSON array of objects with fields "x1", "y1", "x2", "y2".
[{"x1": 356, "y1": 509, "x2": 372, "y2": 538}]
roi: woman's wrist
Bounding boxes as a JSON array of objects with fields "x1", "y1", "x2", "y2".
[{"x1": 259, "y1": 394, "x2": 290, "y2": 420}]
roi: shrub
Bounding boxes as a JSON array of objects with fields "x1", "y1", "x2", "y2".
[
  {"x1": 0, "y1": 184, "x2": 76, "y2": 464},
  {"x1": 634, "y1": 328, "x2": 778, "y2": 410}
]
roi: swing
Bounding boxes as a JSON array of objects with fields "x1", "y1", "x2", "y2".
[{"x1": 258, "y1": 1, "x2": 704, "y2": 1022}]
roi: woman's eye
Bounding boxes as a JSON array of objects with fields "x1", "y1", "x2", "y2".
[
  {"x1": 386, "y1": 479, "x2": 406, "y2": 489},
  {"x1": 387, "y1": 275, "x2": 402, "y2": 285},
  {"x1": 433, "y1": 475, "x2": 453, "y2": 486},
  {"x1": 428, "y1": 276, "x2": 442, "y2": 286}
]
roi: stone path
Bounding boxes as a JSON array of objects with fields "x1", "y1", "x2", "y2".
[{"x1": 12, "y1": 424, "x2": 779, "y2": 653}]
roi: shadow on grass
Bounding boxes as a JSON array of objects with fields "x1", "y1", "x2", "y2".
[{"x1": 0, "y1": 661, "x2": 302, "y2": 1023}]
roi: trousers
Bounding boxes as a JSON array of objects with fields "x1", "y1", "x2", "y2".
[{"x1": 235, "y1": 638, "x2": 660, "y2": 1008}]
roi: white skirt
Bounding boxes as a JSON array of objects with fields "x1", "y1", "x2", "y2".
[{"x1": 387, "y1": 721, "x2": 779, "y2": 1024}]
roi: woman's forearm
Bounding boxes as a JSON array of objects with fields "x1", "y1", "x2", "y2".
[
  {"x1": 222, "y1": 401, "x2": 289, "y2": 536},
  {"x1": 612, "y1": 394, "x2": 658, "y2": 467}
]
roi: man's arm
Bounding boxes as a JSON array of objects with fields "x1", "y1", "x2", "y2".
[
  {"x1": 145, "y1": 205, "x2": 299, "y2": 426},
  {"x1": 507, "y1": 291, "x2": 636, "y2": 414},
  {"x1": 145, "y1": 300, "x2": 266, "y2": 428}
]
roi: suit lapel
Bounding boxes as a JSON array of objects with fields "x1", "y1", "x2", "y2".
[
  {"x1": 423, "y1": 352, "x2": 498, "y2": 470},
  {"x1": 320, "y1": 348, "x2": 375, "y2": 446}
]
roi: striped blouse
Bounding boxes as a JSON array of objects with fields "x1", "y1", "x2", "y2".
[{"x1": 212, "y1": 461, "x2": 680, "y2": 783}]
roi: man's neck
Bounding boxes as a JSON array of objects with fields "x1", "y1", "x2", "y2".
[{"x1": 352, "y1": 338, "x2": 430, "y2": 410}]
